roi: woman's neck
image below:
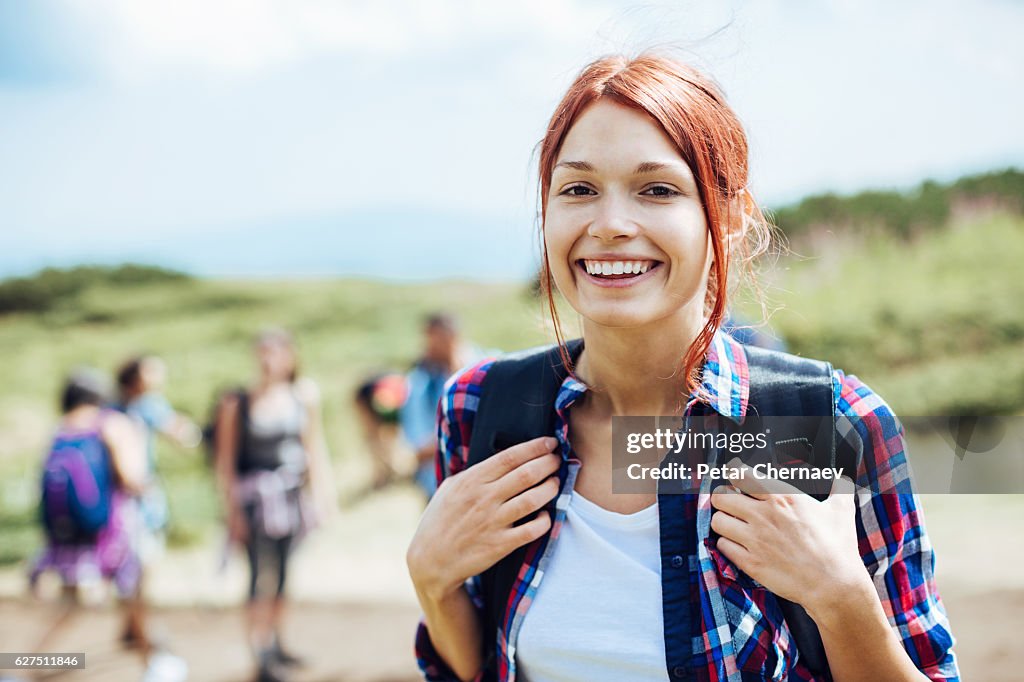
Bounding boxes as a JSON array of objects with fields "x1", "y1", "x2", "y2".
[
  {"x1": 63, "y1": 404, "x2": 102, "y2": 427},
  {"x1": 256, "y1": 377, "x2": 291, "y2": 394},
  {"x1": 575, "y1": 314, "x2": 706, "y2": 417}
]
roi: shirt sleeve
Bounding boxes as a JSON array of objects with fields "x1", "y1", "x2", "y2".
[
  {"x1": 135, "y1": 393, "x2": 176, "y2": 432},
  {"x1": 401, "y1": 367, "x2": 438, "y2": 451},
  {"x1": 415, "y1": 359, "x2": 495, "y2": 682},
  {"x1": 834, "y1": 370, "x2": 960, "y2": 681}
]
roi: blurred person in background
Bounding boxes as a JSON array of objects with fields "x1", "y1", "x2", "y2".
[
  {"x1": 115, "y1": 354, "x2": 202, "y2": 647},
  {"x1": 400, "y1": 313, "x2": 477, "y2": 500},
  {"x1": 214, "y1": 327, "x2": 336, "y2": 682},
  {"x1": 353, "y1": 371, "x2": 410, "y2": 490},
  {"x1": 28, "y1": 368, "x2": 188, "y2": 682}
]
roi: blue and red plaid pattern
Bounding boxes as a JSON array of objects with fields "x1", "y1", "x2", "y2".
[{"x1": 416, "y1": 330, "x2": 959, "y2": 681}]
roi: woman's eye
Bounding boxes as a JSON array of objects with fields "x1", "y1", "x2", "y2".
[
  {"x1": 640, "y1": 185, "x2": 681, "y2": 197},
  {"x1": 561, "y1": 184, "x2": 596, "y2": 197}
]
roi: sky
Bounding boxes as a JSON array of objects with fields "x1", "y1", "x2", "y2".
[{"x1": 0, "y1": 0, "x2": 1021, "y2": 280}]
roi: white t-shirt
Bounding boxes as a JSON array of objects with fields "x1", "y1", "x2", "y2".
[{"x1": 515, "y1": 491, "x2": 670, "y2": 682}]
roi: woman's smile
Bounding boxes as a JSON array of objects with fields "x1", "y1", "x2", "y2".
[{"x1": 575, "y1": 257, "x2": 664, "y2": 288}]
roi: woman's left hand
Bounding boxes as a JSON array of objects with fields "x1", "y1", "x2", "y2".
[{"x1": 709, "y1": 460, "x2": 870, "y2": 614}]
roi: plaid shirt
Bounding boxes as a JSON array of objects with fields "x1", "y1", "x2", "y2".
[{"x1": 415, "y1": 331, "x2": 959, "y2": 682}]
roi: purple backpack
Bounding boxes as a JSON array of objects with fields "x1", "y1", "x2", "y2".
[{"x1": 40, "y1": 420, "x2": 114, "y2": 543}]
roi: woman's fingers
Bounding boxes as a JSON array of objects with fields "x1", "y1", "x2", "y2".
[
  {"x1": 503, "y1": 510, "x2": 553, "y2": 549},
  {"x1": 710, "y1": 484, "x2": 759, "y2": 520},
  {"x1": 716, "y1": 536, "x2": 752, "y2": 570},
  {"x1": 476, "y1": 436, "x2": 559, "y2": 483},
  {"x1": 498, "y1": 475, "x2": 560, "y2": 524},
  {"x1": 490, "y1": 450, "x2": 561, "y2": 500},
  {"x1": 710, "y1": 508, "x2": 754, "y2": 547}
]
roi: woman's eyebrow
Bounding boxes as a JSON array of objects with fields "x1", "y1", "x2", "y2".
[
  {"x1": 633, "y1": 161, "x2": 690, "y2": 176},
  {"x1": 553, "y1": 160, "x2": 595, "y2": 172}
]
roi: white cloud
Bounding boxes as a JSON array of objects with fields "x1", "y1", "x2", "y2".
[{"x1": 68, "y1": 0, "x2": 625, "y2": 82}]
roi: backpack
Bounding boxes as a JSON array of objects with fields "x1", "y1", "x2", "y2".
[
  {"x1": 201, "y1": 389, "x2": 249, "y2": 467},
  {"x1": 466, "y1": 338, "x2": 855, "y2": 678},
  {"x1": 40, "y1": 419, "x2": 115, "y2": 544}
]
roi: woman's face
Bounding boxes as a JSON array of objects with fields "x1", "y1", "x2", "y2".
[
  {"x1": 139, "y1": 357, "x2": 166, "y2": 392},
  {"x1": 544, "y1": 99, "x2": 712, "y2": 330},
  {"x1": 257, "y1": 339, "x2": 295, "y2": 382}
]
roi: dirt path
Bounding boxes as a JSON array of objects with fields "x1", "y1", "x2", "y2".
[
  {"x1": 0, "y1": 599, "x2": 422, "y2": 682},
  {"x1": 1, "y1": 490, "x2": 1020, "y2": 680},
  {"x1": 0, "y1": 589, "x2": 1021, "y2": 681}
]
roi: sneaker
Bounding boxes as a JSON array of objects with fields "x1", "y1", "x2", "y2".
[
  {"x1": 256, "y1": 648, "x2": 291, "y2": 682},
  {"x1": 271, "y1": 641, "x2": 306, "y2": 668},
  {"x1": 142, "y1": 651, "x2": 189, "y2": 682}
]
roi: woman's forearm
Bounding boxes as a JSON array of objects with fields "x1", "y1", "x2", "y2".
[
  {"x1": 808, "y1": 577, "x2": 931, "y2": 682},
  {"x1": 416, "y1": 583, "x2": 485, "y2": 682}
]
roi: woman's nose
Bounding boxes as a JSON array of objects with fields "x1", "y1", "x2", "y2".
[{"x1": 586, "y1": 195, "x2": 639, "y2": 241}]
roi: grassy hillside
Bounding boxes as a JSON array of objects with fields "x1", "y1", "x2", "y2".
[
  {"x1": 0, "y1": 276, "x2": 560, "y2": 564},
  {"x1": 1, "y1": 211, "x2": 1022, "y2": 565},
  {"x1": 760, "y1": 212, "x2": 1024, "y2": 415}
]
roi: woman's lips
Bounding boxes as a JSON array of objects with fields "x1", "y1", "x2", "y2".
[{"x1": 575, "y1": 259, "x2": 663, "y2": 288}]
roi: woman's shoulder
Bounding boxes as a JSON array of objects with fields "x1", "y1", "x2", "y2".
[
  {"x1": 440, "y1": 340, "x2": 570, "y2": 418},
  {"x1": 293, "y1": 376, "x2": 321, "y2": 407},
  {"x1": 99, "y1": 408, "x2": 139, "y2": 441},
  {"x1": 439, "y1": 356, "x2": 499, "y2": 417},
  {"x1": 830, "y1": 368, "x2": 898, "y2": 421},
  {"x1": 829, "y1": 368, "x2": 910, "y2": 489}
]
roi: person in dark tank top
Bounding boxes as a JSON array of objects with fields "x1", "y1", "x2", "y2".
[{"x1": 213, "y1": 327, "x2": 336, "y2": 682}]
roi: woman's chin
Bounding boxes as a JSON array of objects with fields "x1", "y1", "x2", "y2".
[{"x1": 575, "y1": 302, "x2": 661, "y2": 330}]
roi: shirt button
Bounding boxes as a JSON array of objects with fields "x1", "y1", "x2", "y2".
[
  {"x1": 672, "y1": 665, "x2": 688, "y2": 678},
  {"x1": 670, "y1": 555, "x2": 684, "y2": 569}
]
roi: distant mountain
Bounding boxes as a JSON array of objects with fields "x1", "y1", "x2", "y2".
[{"x1": 0, "y1": 207, "x2": 538, "y2": 280}]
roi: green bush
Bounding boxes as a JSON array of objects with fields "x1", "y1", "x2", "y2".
[
  {"x1": 770, "y1": 167, "x2": 1023, "y2": 241},
  {"x1": 0, "y1": 264, "x2": 191, "y2": 315}
]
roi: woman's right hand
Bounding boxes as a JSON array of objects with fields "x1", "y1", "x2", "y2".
[{"x1": 407, "y1": 436, "x2": 562, "y2": 602}]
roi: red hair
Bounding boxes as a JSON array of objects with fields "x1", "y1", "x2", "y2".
[{"x1": 537, "y1": 53, "x2": 771, "y2": 398}]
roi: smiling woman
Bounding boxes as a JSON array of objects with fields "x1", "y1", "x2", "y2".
[{"x1": 406, "y1": 53, "x2": 960, "y2": 682}]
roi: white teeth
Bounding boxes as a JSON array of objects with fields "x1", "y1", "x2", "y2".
[{"x1": 582, "y1": 259, "x2": 656, "y2": 276}]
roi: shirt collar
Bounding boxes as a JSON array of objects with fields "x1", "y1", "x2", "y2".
[{"x1": 554, "y1": 328, "x2": 751, "y2": 422}]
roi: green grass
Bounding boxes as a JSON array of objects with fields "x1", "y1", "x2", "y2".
[
  {"x1": 758, "y1": 213, "x2": 1024, "y2": 414},
  {"x1": 1, "y1": 211, "x2": 1021, "y2": 565}
]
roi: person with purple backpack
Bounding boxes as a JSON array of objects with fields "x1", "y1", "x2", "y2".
[{"x1": 28, "y1": 368, "x2": 188, "y2": 681}]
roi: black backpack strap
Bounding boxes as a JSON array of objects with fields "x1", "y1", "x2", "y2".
[
  {"x1": 742, "y1": 345, "x2": 853, "y2": 679},
  {"x1": 744, "y1": 345, "x2": 842, "y2": 496},
  {"x1": 465, "y1": 338, "x2": 583, "y2": 676},
  {"x1": 467, "y1": 338, "x2": 583, "y2": 467}
]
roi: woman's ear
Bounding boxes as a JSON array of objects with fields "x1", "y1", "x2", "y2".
[{"x1": 724, "y1": 187, "x2": 755, "y2": 252}]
